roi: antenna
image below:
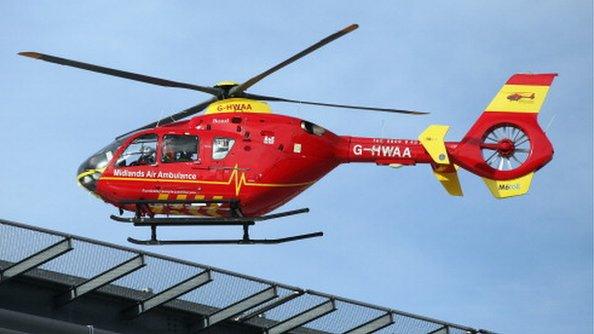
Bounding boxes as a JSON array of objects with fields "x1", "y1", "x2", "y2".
[{"x1": 544, "y1": 114, "x2": 557, "y2": 133}]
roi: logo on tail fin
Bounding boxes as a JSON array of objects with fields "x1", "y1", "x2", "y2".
[
  {"x1": 483, "y1": 173, "x2": 534, "y2": 198},
  {"x1": 506, "y1": 92, "x2": 536, "y2": 102}
]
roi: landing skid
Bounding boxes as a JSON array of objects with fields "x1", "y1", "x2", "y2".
[
  {"x1": 127, "y1": 232, "x2": 324, "y2": 245},
  {"x1": 111, "y1": 200, "x2": 321, "y2": 245}
]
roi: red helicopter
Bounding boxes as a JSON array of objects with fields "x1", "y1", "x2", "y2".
[{"x1": 19, "y1": 24, "x2": 557, "y2": 245}]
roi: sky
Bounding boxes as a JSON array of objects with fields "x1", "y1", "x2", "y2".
[{"x1": 0, "y1": 1, "x2": 592, "y2": 333}]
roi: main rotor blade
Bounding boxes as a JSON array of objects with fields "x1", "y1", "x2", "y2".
[
  {"x1": 116, "y1": 97, "x2": 217, "y2": 139},
  {"x1": 18, "y1": 51, "x2": 221, "y2": 96},
  {"x1": 243, "y1": 93, "x2": 428, "y2": 115},
  {"x1": 229, "y1": 24, "x2": 359, "y2": 96}
]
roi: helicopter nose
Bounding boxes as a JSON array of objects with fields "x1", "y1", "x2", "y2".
[
  {"x1": 76, "y1": 159, "x2": 104, "y2": 193},
  {"x1": 77, "y1": 165, "x2": 102, "y2": 193},
  {"x1": 76, "y1": 140, "x2": 120, "y2": 194}
]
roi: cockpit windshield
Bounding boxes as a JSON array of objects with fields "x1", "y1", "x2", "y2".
[
  {"x1": 77, "y1": 138, "x2": 124, "y2": 192},
  {"x1": 79, "y1": 139, "x2": 123, "y2": 172}
]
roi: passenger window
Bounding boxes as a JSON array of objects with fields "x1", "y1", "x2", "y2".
[
  {"x1": 116, "y1": 134, "x2": 157, "y2": 167},
  {"x1": 162, "y1": 135, "x2": 199, "y2": 163},
  {"x1": 212, "y1": 138, "x2": 235, "y2": 160}
]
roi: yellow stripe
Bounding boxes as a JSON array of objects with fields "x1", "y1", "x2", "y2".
[
  {"x1": 188, "y1": 194, "x2": 206, "y2": 215},
  {"x1": 169, "y1": 194, "x2": 188, "y2": 214},
  {"x1": 100, "y1": 165, "x2": 315, "y2": 196},
  {"x1": 485, "y1": 84, "x2": 550, "y2": 113},
  {"x1": 207, "y1": 195, "x2": 223, "y2": 217},
  {"x1": 148, "y1": 193, "x2": 170, "y2": 214},
  {"x1": 76, "y1": 168, "x2": 106, "y2": 181},
  {"x1": 99, "y1": 176, "x2": 313, "y2": 188}
]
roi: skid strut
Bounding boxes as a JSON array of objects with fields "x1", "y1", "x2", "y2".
[{"x1": 111, "y1": 200, "x2": 321, "y2": 245}]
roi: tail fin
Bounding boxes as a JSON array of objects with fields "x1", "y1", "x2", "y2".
[
  {"x1": 418, "y1": 125, "x2": 464, "y2": 196},
  {"x1": 453, "y1": 73, "x2": 557, "y2": 198},
  {"x1": 420, "y1": 73, "x2": 557, "y2": 198}
]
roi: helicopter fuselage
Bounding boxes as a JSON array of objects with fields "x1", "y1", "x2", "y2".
[{"x1": 79, "y1": 103, "x2": 435, "y2": 218}]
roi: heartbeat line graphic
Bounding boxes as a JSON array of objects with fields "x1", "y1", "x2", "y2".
[{"x1": 101, "y1": 164, "x2": 314, "y2": 196}]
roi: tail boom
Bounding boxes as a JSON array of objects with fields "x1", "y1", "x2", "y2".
[
  {"x1": 337, "y1": 73, "x2": 557, "y2": 199},
  {"x1": 337, "y1": 136, "x2": 434, "y2": 166}
]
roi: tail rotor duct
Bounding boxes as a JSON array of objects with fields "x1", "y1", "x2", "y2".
[{"x1": 480, "y1": 124, "x2": 531, "y2": 171}]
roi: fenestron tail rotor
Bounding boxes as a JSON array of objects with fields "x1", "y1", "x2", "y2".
[
  {"x1": 18, "y1": 24, "x2": 427, "y2": 137},
  {"x1": 480, "y1": 124, "x2": 532, "y2": 171}
]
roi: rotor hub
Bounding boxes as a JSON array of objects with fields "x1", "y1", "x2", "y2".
[
  {"x1": 213, "y1": 81, "x2": 240, "y2": 99},
  {"x1": 496, "y1": 139, "x2": 515, "y2": 157}
]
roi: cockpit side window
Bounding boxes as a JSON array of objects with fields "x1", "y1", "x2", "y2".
[
  {"x1": 212, "y1": 138, "x2": 235, "y2": 160},
  {"x1": 162, "y1": 135, "x2": 199, "y2": 163},
  {"x1": 116, "y1": 134, "x2": 158, "y2": 167},
  {"x1": 300, "y1": 121, "x2": 326, "y2": 136}
]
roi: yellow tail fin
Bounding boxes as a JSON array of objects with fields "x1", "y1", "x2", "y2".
[
  {"x1": 482, "y1": 173, "x2": 535, "y2": 198},
  {"x1": 419, "y1": 125, "x2": 463, "y2": 196},
  {"x1": 433, "y1": 164, "x2": 463, "y2": 196}
]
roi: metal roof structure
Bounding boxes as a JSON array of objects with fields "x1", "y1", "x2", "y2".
[{"x1": 0, "y1": 219, "x2": 494, "y2": 334}]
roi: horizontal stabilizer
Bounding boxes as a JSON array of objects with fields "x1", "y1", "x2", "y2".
[
  {"x1": 482, "y1": 173, "x2": 534, "y2": 198},
  {"x1": 432, "y1": 164, "x2": 463, "y2": 196},
  {"x1": 419, "y1": 125, "x2": 450, "y2": 164}
]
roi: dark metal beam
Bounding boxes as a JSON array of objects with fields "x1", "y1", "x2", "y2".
[
  {"x1": 236, "y1": 290, "x2": 304, "y2": 322},
  {"x1": 0, "y1": 308, "x2": 120, "y2": 334},
  {"x1": 343, "y1": 313, "x2": 394, "y2": 334},
  {"x1": 55, "y1": 255, "x2": 145, "y2": 306},
  {"x1": 307, "y1": 288, "x2": 478, "y2": 333},
  {"x1": 0, "y1": 219, "x2": 492, "y2": 334},
  {"x1": 0, "y1": 238, "x2": 72, "y2": 283},
  {"x1": 195, "y1": 286, "x2": 278, "y2": 330},
  {"x1": 265, "y1": 299, "x2": 336, "y2": 334},
  {"x1": 0, "y1": 327, "x2": 30, "y2": 334},
  {"x1": 124, "y1": 269, "x2": 212, "y2": 318},
  {"x1": 428, "y1": 326, "x2": 450, "y2": 334},
  {"x1": 1, "y1": 219, "x2": 304, "y2": 293}
]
